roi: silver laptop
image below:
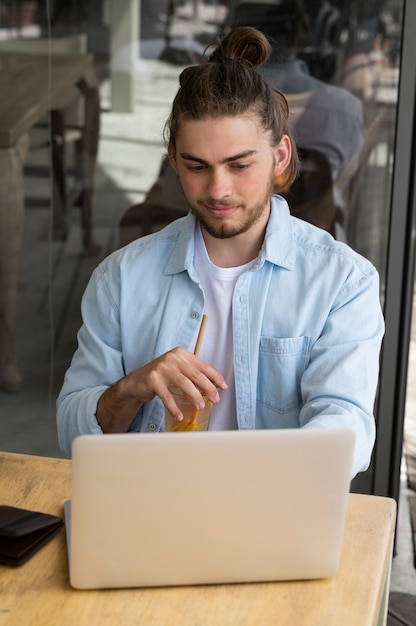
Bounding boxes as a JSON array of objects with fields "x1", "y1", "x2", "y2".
[{"x1": 65, "y1": 428, "x2": 355, "y2": 589}]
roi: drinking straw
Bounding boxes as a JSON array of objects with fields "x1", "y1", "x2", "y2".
[{"x1": 193, "y1": 314, "x2": 208, "y2": 356}]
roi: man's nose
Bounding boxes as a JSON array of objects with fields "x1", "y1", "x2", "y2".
[{"x1": 207, "y1": 168, "x2": 231, "y2": 199}]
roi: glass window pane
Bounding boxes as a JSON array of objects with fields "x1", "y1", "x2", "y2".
[{"x1": 0, "y1": 0, "x2": 406, "y2": 463}]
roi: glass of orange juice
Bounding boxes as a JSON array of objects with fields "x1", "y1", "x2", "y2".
[{"x1": 165, "y1": 387, "x2": 213, "y2": 432}]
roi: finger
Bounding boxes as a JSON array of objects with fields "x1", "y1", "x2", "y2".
[
  {"x1": 158, "y1": 388, "x2": 185, "y2": 422},
  {"x1": 168, "y1": 376, "x2": 217, "y2": 409},
  {"x1": 172, "y1": 348, "x2": 228, "y2": 392}
]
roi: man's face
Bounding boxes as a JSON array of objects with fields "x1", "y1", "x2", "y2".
[{"x1": 169, "y1": 114, "x2": 291, "y2": 240}]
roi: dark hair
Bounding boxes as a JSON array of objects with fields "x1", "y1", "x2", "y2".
[{"x1": 164, "y1": 26, "x2": 299, "y2": 192}]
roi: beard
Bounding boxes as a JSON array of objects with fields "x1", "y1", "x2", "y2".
[{"x1": 190, "y1": 167, "x2": 277, "y2": 240}]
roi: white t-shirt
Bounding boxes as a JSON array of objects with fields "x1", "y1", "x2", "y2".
[{"x1": 193, "y1": 224, "x2": 254, "y2": 430}]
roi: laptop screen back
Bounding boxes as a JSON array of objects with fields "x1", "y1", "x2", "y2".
[{"x1": 67, "y1": 428, "x2": 355, "y2": 589}]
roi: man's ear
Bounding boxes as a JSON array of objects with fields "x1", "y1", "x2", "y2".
[
  {"x1": 168, "y1": 143, "x2": 178, "y2": 174},
  {"x1": 273, "y1": 135, "x2": 292, "y2": 178}
]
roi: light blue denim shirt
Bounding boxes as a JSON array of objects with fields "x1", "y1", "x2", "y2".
[{"x1": 56, "y1": 196, "x2": 385, "y2": 476}]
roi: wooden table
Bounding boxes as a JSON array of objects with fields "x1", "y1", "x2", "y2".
[
  {"x1": 0, "y1": 52, "x2": 100, "y2": 392},
  {"x1": 0, "y1": 451, "x2": 396, "y2": 626}
]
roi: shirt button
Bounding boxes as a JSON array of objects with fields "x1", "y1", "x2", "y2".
[
  {"x1": 191, "y1": 311, "x2": 199, "y2": 319},
  {"x1": 149, "y1": 423, "x2": 157, "y2": 431}
]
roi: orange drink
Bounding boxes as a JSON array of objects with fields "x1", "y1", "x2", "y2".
[{"x1": 165, "y1": 387, "x2": 213, "y2": 432}]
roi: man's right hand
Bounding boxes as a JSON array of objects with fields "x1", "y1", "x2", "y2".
[{"x1": 95, "y1": 346, "x2": 228, "y2": 433}]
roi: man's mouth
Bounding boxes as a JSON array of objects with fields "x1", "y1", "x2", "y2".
[{"x1": 204, "y1": 203, "x2": 241, "y2": 218}]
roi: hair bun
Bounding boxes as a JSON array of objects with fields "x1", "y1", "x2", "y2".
[{"x1": 209, "y1": 26, "x2": 272, "y2": 70}]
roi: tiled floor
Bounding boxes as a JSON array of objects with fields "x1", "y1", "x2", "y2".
[{"x1": 0, "y1": 56, "x2": 415, "y2": 620}]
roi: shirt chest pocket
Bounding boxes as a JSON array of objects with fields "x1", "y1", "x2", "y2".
[{"x1": 257, "y1": 336, "x2": 310, "y2": 414}]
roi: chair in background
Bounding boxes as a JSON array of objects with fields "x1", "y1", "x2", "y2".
[
  {"x1": 0, "y1": 33, "x2": 99, "y2": 252},
  {"x1": 119, "y1": 156, "x2": 191, "y2": 247},
  {"x1": 281, "y1": 147, "x2": 337, "y2": 236},
  {"x1": 336, "y1": 110, "x2": 385, "y2": 240}
]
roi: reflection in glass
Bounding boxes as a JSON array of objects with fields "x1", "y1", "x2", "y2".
[{"x1": 0, "y1": 0, "x2": 405, "y2": 457}]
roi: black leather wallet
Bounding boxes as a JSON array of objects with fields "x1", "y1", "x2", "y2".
[{"x1": 0, "y1": 505, "x2": 64, "y2": 566}]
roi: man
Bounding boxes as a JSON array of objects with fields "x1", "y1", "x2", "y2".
[
  {"x1": 57, "y1": 26, "x2": 384, "y2": 479},
  {"x1": 122, "y1": 0, "x2": 364, "y2": 241}
]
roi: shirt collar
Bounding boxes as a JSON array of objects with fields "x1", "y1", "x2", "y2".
[
  {"x1": 164, "y1": 196, "x2": 295, "y2": 276},
  {"x1": 261, "y1": 195, "x2": 295, "y2": 270},
  {"x1": 163, "y1": 213, "x2": 197, "y2": 276}
]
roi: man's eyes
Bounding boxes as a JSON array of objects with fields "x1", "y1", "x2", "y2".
[
  {"x1": 185, "y1": 162, "x2": 252, "y2": 172},
  {"x1": 232, "y1": 162, "x2": 251, "y2": 170},
  {"x1": 186, "y1": 164, "x2": 206, "y2": 171}
]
